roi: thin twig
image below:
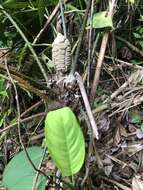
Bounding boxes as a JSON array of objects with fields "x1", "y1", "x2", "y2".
[
  {"x1": 21, "y1": 100, "x2": 43, "y2": 118},
  {"x1": 116, "y1": 36, "x2": 143, "y2": 57},
  {"x1": 4, "y1": 60, "x2": 64, "y2": 189},
  {"x1": 4, "y1": 58, "x2": 22, "y2": 145},
  {"x1": 0, "y1": 112, "x2": 46, "y2": 134},
  {"x1": 32, "y1": 148, "x2": 47, "y2": 190},
  {"x1": 108, "y1": 70, "x2": 142, "y2": 101},
  {"x1": 30, "y1": 133, "x2": 45, "y2": 142},
  {"x1": 0, "y1": 73, "x2": 49, "y2": 100},
  {"x1": 80, "y1": 109, "x2": 93, "y2": 186},
  {"x1": 105, "y1": 55, "x2": 143, "y2": 69},
  {"x1": 87, "y1": 0, "x2": 95, "y2": 88},
  {"x1": 33, "y1": 0, "x2": 69, "y2": 44},
  {"x1": 71, "y1": 0, "x2": 92, "y2": 74},
  {"x1": 4, "y1": 59, "x2": 49, "y2": 179},
  {"x1": 0, "y1": 64, "x2": 61, "y2": 101},
  {"x1": 90, "y1": 0, "x2": 116, "y2": 101},
  {"x1": 0, "y1": 5, "x2": 49, "y2": 86},
  {"x1": 75, "y1": 72, "x2": 99, "y2": 139},
  {"x1": 101, "y1": 176, "x2": 131, "y2": 190},
  {"x1": 59, "y1": 0, "x2": 67, "y2": 38}
]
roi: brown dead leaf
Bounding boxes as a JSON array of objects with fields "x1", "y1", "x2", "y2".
[
  {"x1": 103, "y1": 157, "x2": 114, "y2": 176},
  {"x1": 98, "y1": 115, "x2": 110, "y2": 132},
  {"x1": 121, "y1": 142, "x2": 143, "y2": 157},
  {"x1": 113, "y1": 126, "x2": 121, "y2": 146}
]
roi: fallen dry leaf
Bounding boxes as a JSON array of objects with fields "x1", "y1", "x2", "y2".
[
  {"x1": 132, "y1": 175, "x2": 143, "y2": 190},
  {"x1": 121, "y1": 142, "x2": 143, "y2": 157}
]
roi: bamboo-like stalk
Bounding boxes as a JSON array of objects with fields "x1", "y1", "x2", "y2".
[
  {"x1": 90, "y1": 0, "x2": 117, "y2": 101},
  {"x1": 75, "y1": 72, "x2": 99, "y2": 139}
]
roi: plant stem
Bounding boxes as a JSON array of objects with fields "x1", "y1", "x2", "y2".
[
  {"x1": 33, "y1": 0, "x2": 70, "y2": 44},
  {"x1": 75, "y1": 72, "x2": 99, "y2": 139},
  {"x1": 87, "y1": 0, "x2": 95, "y2": 88},
  {"x1": 71, "y1": 0, "x2": 92, "y2": 74},
  {"x1": 59, "y1": 0, "x2": 67, "y2": 38},
  {"x1": 0, "y1": 5, "x2": 49, "y2": 86},
  {"x1": 90, "y1": 0, "x2": 116, "y2": 101}
]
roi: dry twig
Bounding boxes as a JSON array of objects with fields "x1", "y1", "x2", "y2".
[
  {"x1": 71, "y1": 0, "x2": 92, "y2": 74},
  {"x1": 33, "y1": 0, "x2": 70, "y2": 44},
  {"x1": 116, "y1": 36, "x2": 143, "y2": 57},
  {"x1": 75, "y1": 72, "x2": 99, "y2": 139},
  {"x1": 90, "y1": 0, "x2": 117, "y2": 101}
]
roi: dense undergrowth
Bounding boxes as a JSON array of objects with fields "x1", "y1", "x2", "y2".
[{"x1": 0, "y1": 0, "x2": 143, "y2": 189}]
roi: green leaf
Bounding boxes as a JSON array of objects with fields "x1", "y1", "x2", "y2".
[
  {"x1": 92, "y1": 11, "x2": 113, "y2": 29},
  {"x1": 0, "y1": 117, "x2": 4, "y2": 127},
  {"x1": 131, "y1": 60, "x2": 142, "y2": 65},
  {"x1": 139, "y1": 15, "x2": 143, "y2": 22},
  {"x1": 3, "y1": 0, "x2": 30, "y2": 9},
  {"x1": 128, "y1": 0, "x2": 135, "y2": 4},
  {"x1": 130, "y1": 112, "x2": 142, "y2": 124},
  {"x1": 45, "y1": 107, "x2": 85, "y2": 176},
  {"x1": 36, "y1": 0, "x2": 47, "y2": 26},
  {"x1": 0, "y1": 91, "x2": 7, "y2": 97},
  {"x1": 0, "y1": 78, "x2": 7, "y2": 97},
  {"x1": 0, "y1": 78, "x2": 5, "y2": 91},
  {"x1": 3, "y1": 147, "x2": 46, "y2": 190},
  {"x1": 133, "y1": 33, "x2": 141, "y2": 39}
]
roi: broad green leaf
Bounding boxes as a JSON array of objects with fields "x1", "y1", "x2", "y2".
[
  {"x1": 130, "y1": 112, "x2": 142, "y2": 124},
  {"x1": 45, "y1": 107, "x2": 85, "y2": 176},
  {"x1": 92, "y1": 11, "x2": 113, "y2": 29},
  {"x1": 3, "y1": 147, "x2": 46, "y2": 190}
]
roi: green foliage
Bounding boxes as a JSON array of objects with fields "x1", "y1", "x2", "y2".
[
  {"x1": 130, "y1": 112, "x2": 142, "y2": 124},
  {"x1": 2, "y1": 0, "x2": 57, "y2": 9},
  {"x1": 2, "y1": 0, "x2": 32, "y2": 9},
  {"x1": 133, "y1": 15, "x2": 143, "y2": 50},
  {"x1": 44, "y1": 107, "x2": 85, "y2": 176},
  {"x1": 3, "y1": 147, "x2": 46, "y2": 190},
  {"x1": 92, "y1": 11, "x2": 113, "y2": 29},
  {"x1": 130, "y1": 112, "x2": 143, "y2": 133},
  {"x1": 0, "y1": 78, "x2": 7, "y2": 97},
  {"x1": 0, "y1": 0, "x2": 59, "y2": 46},
  {"x1": 127, "y1": 0, "x2": 135, "y2": 4},
  {"x1": 36, "y1": 0, "x2": 47, "y2": 26}
]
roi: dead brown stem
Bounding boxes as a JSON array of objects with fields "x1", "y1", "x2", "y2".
[
  {"x1": 0, "y1": 112, "x2": 46, "y2": 134},
  {"x1": 75, "y1": 72, "x2": 99, "y2": 139},
  {"x1": 0, "y1": 64, "x2": 58, "y2": 101},
  {"x1": 90, "y1": 0, "x2": 116, "y2": 101}
]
